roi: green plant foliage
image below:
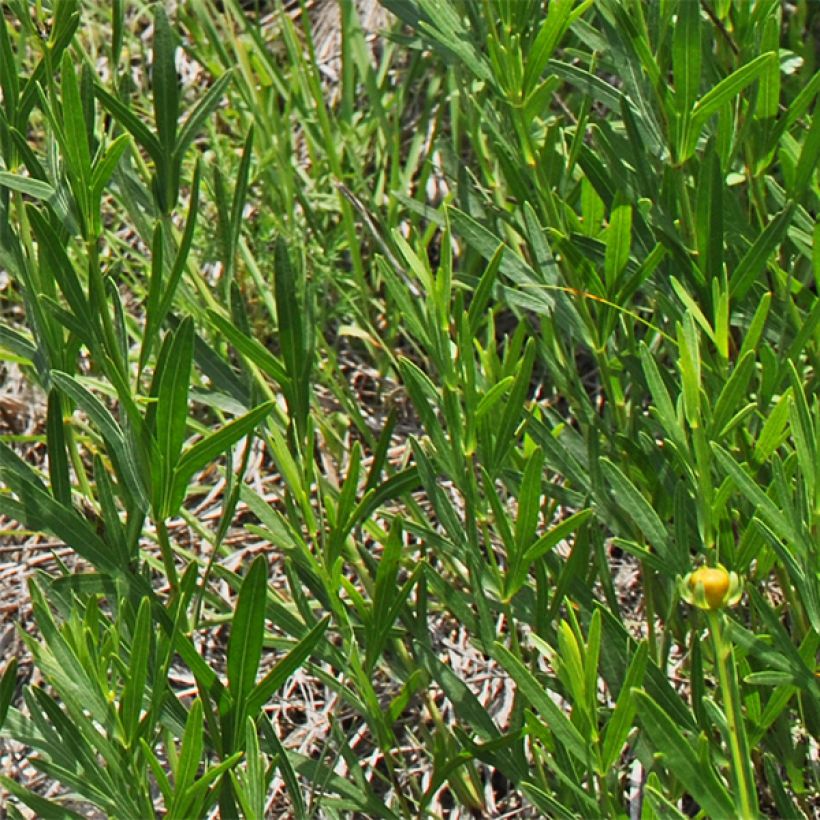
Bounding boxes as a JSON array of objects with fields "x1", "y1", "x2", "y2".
[{"x1": 0, "y1": 0, "x2": 817, "y2": 816}]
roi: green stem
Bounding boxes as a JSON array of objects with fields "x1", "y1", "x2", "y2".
[
  {"x1": 706, "y1": 610, "x2": 758, "y2": 819},
  {"x1": 64, "y1": 420, "x2": 94, "y2": 501},
  {"x1": 642, "y1": 560, "x2": 658, "y2": 661},
  {"x1": 597, "y1": 350, "x2": 626, "y2": 431},
  {"x1": 596, "y1": 769, "x2": 613, "y2": 818},
  {"x1": 673, "y1": 165, "x2": 697, "y2": 250},
  {"x1": 156, "y1": 518, "x2": 180, "y2": 592},
  {"x1": 87, "y1": 238, "x2": 126, "y2": 381}
]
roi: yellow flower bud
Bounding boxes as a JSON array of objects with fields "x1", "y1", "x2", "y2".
[{"x1": 680, "y1": 564, "x2": 742, "y2": 611}]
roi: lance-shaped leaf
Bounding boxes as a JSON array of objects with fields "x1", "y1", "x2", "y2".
[
  {"x1": 245, "y1": 616, "x2": 329, "y2": 717},
  {"x1": 167, "y1": 401, "x2": 275, "y2": 515},
  {"x1": 152, "y1": 5, "x2": 179, "y2": 153},
  {"x1": 634, "y1": 689, "x2": 734, "y2": 818},
  {"x1": 50, "y1": 370, "x2": 148, "y2": 509},
  {"x1": 227, "y1": 555, "x2": 268, "y2": 744}
]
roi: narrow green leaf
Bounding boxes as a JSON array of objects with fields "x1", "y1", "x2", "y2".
[
  {"x1": 262, "y1": 422, "x2": 313, "y2": 527},
  {"x1": 369, "y1": 528, "x2": 422, "y2": 672},
  {"x1": 142, "y1": 739, "x2": 173, "y2": 803},
  {"x1": 120, "y1": 596, "x2": 152, "y2": 747},
  {"x1": 713, "y1": 444, "x2": 807, "y2": 554},
  {"x1": 522, "y1": 509, "x2": 594, "y2": 568},
  {"x1": 27, "y1": 207, "x2": 90, "y2": 329},
  {"x1": 634, "y1": 689, "x2": 734, "y2": 818},
  {"x1": 259, "y1": 715, "x2": 305, "y2": 819},
  {"x1": 556, "y1": 620, "x2": 587, "y2": 719},
  {"x1": 151, "y1": 160, "x2": 202, "y2": 360},
  {"x1": 0, "y1": 470, "x2": 120, "y2": 574},
  {"x1": 523, "y1": 0, "x2": 577, "y2": 93},
  {"x1": 671, "y1": 276, "x2": 716, "y2": 346},
  {"x1": 46, "y1": 390, "x2": 70, "y2": 506},
  {"x1": 0, "y1": 658, "x2": 17, "y2": 728},
  {"x1": 139, "y1": 223, "x2": 165, "y2": 378},
  {"x1": 736, "y1": 588, "x2": 820, "y2": 694},
  {"x1": 737, "y1": 291, "x2": 771, "y2": 361},
  {"x1": 547, "y1": 58, "x2": 627, "y2": 113},
  {"x1": 493, "y1": 642, "x2": 587, "y2": 764},
  {"x1": 175, "y1": 71, "x2": 232, "y2": 159},
  {"x1": 678, "y1": 313, "x2": 701, "y2": 427},
  {"x1": 602, "y1": 641, "x2": 647, "y2": 769},
  {"x1": 709, "y1": 351, "x2": 755, "y2": 437},
  {"x1": 0, "y1": 440, "x2": 47, "y2": 493},
  {"x1": 325, "y1": 444, "x2": 363, "y2": 566},
  {"x1": 0, "y1": 777, "x2": 85, "y2": 820},
  {"x1": 787, "y1": 361, "x2": 816, "y2": 503},
  {"x1": 231, "y1": 717, "x2": 265, "y2": 820},
  {"x1": 673, "y1": 0, "x2": 701, "y2": 112},
  {"x1": 745, "y1": 670, "x2": 796, "y2": 686},
  {"x1": 604, "y1": 197, "x2": 632, "y2": 289},
  {"x1": 0, "y1": 324, "x2": 36, "y2": 362},
  {"x1": 763, "y1": 754, "x2": 804, "y2": 820},
  {"x1": 640, "y1": 343, "x2": 686, "y2": 448},
  {"x1": 245, "y1": 616, "x2": 329, "y2": 717},
  {"x1": 227, "y1": 126, "x2": 254, "y2": 277},
  {"x1": 447, "y1": 209, "x2": 550, "y2": 308},
  {"x1": 207, "y1": 309, "x2": 289, "y2": 387},
  {"x1": 94, "y1": 84, "x2": 162, "y2": 162},
  {"x1": 491, "y1": 338, "x2": 536, "y2": 472},
  {"x1": 751, "y1": 522, "x2": 820, "y2": 634},
  {"x1": 400, "y1": 362, "x2": 455, "y2": 479},
  {"x1": 467, "y1": 245, "x2": 504, "y2": 339},
  {"x1": 601, "y1": 458, "x2": 675, "y2": 567},
  {"x1": 26, "y1": 583, "x2": 113, "y2": 729},
  {"x1": 610, "y1": 538, "x2": 668, "y2": 573},
  {"x1": 156, "y1": 317, "x2": 194, "y2": 474},
  {"x1": 755, "y1": 14, "x2": 780, "y2": 120},
  {"x1": 786, "y1": 287, "x2": 820, "y2": 364},
  {"x1": 754, "y1": 389, "x2": 792, "y2": 464},
  {"x1": 373, "y1": 566, "x2": 423, "y2": 674},
  {"x1": 288, "y1": 752, "x2": 400, "y2": 819},
  {"x1": 369, "y1": 512, "x2": 403, "y2": 617},
  {"x1": 227, "y1": 555, "x2": 268, "y2": 712},
  {"x1": 519, "y1": 781, "x2": 577, "y2": 820},
  {"x1": 349, "y1": 467, "x2": 420, "y2": 529},
  {"x1": 730, "y1": 204, "x2": 795, "y2": 300},
  {"x1": 418, "y1": 642, "x2": 506, "y2": 752},
  {"x1": 688, "y1": 52, "x2": 777, "y2": 154},
  {"x1": 152, "y1": 5, "x2": 179, "y2": 151},
  {"x1": 598, "y1": 604, "x2": 696, "y2": 727},
  {"x1": 0, "y1": 171, "x2": 55, "y2": 200},
  {"x1": 59, "y1": 52, "x2": 91, "y2": 185},
  {"x1": 644, "y1": 774, "x2": 689, "y2": 819},
  {"x1": 714, "y1": 270, "x2": 728, "y2": 359},
  {"x1": 695, "y1": 147, "x2": 723, "y2": 279},
  {"x1": 514, "y1": 447, "x2": 545, "y2": 553},
  {"x1": 584, "y1": 609, "x2": 602, "y2": 719},
  {"x1": 50, "y1": 370, "x2": 148, "y2": 510},
  {"x1": 274, "y1": 237, "x2": 311, "y2": 438},
  {"x1": 169, "y1": 401, "x2": 274, "y2": 515},
  {"x1": 0, "y1": 12, "x2": 19, "y2": 124},
  {"x1": 474, "y1": 376, "x2": 515, "y2": 421},
  {"x1": 793, "y1": 105, "x2": 820, "y2": 198},
  {"x1": 177, "y1": 752, "x2": 243, "y2": 817},
  {"x1": 173, "y1": 698, "x2": 204, "y2": 797},
  {"x1": 89, "y1": 133, "x2": 130, "y2": 205},
  {"x1": 413, "y1": 2, "x2": 492, "y2": 84}
]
